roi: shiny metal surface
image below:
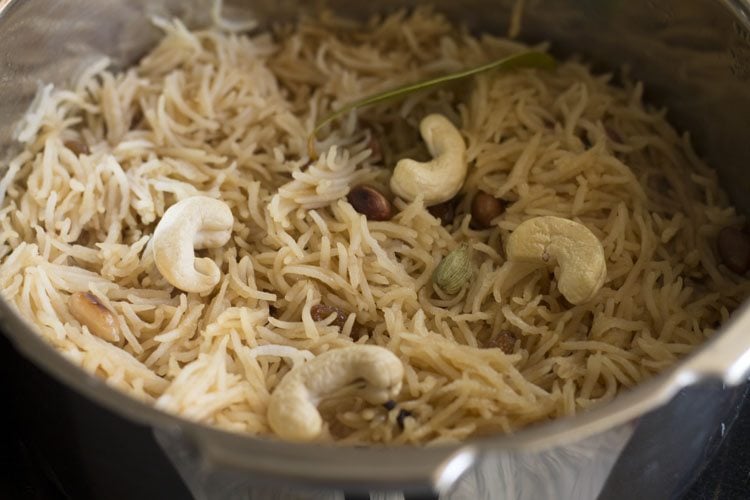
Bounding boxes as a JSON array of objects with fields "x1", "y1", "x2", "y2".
[{"x1": 1, "y1": 0, "x2": 750, "y2": 498}]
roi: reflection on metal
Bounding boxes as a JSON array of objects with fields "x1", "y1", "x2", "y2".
[{"x1": 155, "y1": 424, "x2": 634, "y2": 499}]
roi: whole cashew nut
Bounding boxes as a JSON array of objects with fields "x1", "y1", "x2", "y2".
[
  {"x1": 389, "y1": 114, "x2": 467, "y2": 207},
  {"x1": 506, "y1": 216, "x2": 607, "y2": 305},
  {"x1": 267, "y1": 345, "x2": 404, "y2": 442},
  {"x1": 152, "y1": 196, "x2": 234, "y2": 293}
]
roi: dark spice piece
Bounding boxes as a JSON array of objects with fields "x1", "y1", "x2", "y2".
[
  {"x1": 604, "y1": 125, "x2": 622, "y2": 143},
  {"x1": 383, "y1": 400, "x2": 397, "y2": 411},
  {"x1": 130, "y1": 109, "x2": 144, "y2": 129},
  {"x1": 485, "y1": 330, "x2": 517, "y2": 354},
  {"x1": 349, "y1": 325, "x2": 369, "y2": 342},
  {"x1": 396, "y1": 408, "x2": 413, "y2": 430},
  {"x1": 368, "y1": 135, "x2": 382, "y2": 160},
  {"x1": 648, "y1": 175, "x2": 671, "y2": 195},
  {"x1": 717, "y1": 226, "x2": 750, "y2": 275},
  {"x1": 327, "y1": 418, "x2": 352, "y2": 440},
  {"x1": 428, "y1": 199, "x2": 456, "y2": 225},
  {"x1": 470, "y1": 192, "x2": 504, "y2": 229},
  {"x1": 64, "y1": 140, "x2": 90, "y2": 156},
  {"x1": 347, "y1": 185, "x2": 393, "y2": 221},
  {"x1": 310, "y1": 303, "x2": 348, "y2": 329}
]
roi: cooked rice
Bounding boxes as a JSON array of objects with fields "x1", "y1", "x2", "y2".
[{"x1": 1, "y1": 8, "x2": 748, "y2": 444}]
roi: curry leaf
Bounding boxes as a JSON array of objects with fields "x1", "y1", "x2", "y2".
[{"x1": 307, "y1": 50, "x2": 556, "y2": 158}]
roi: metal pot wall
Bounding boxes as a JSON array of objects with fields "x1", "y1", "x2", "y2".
[{"x1": 1, "y1": 0, "x2": 750, "y2": 499}]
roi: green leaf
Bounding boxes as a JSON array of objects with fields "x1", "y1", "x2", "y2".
[{"x1": 307, "y1": 50, "x2": 556, "y2": 158}]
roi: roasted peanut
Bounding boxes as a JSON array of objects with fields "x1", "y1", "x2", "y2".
[
  {"x1": 470, "y1": 192, "x2": 504, "y2": 229},
  {"x1": 69, "y1": 292, "x2": 118, "y2": 341},
  {"x1": 347, "y1": 185, "x2": 393, "y2": 221}
]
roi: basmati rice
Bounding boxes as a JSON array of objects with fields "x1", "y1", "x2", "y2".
[{"x1": 0, "y1": 8, "x2": 748, "y2": 444}]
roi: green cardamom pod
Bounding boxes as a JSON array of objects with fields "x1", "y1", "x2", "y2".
[{"x1": 432, "y1": 243, "x2": 473, "y2": 294}]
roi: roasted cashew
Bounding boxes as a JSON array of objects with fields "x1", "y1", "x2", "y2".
[
  {"x1": 390, "y1": 114, "x2": 467, "y2": 207},
  {"x1": 267, "y1": 345, "x2": 404, "y2": 442},
  {"x1": 152, "y1": 196, "x2": 234, "y2": 293},
  {"x1": 506, "y1": 216, "x2": 607, "y2": 304}
]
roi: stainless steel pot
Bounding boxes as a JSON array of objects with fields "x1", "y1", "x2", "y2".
[{"x1": 1, "y1": 1, "x2": 750, "y2": 499}]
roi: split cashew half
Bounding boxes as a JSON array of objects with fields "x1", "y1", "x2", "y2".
[
  {"x1": 506, "y1": 216, "x2": 607, "y2": 305},
  {"x1": 267, "y1": 345, "x2": 404, "y2": 442},
  {"x1": 390, "y1": 114, "x2": 467, "y2": 207},
  {"x1": 152, "y1": 196, "x2": 234, "y2": 293}
]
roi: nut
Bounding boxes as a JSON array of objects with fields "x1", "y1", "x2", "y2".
[
  {"x1": 432, "y1": 243, "x2": 472, "y2": 294},
  {"x1": 717, "y1": 226, "x2": 750, "y2": 275},
  {"x1": 389, "y1": 114, "x2": 467, "y2": 207},
  {"x1": 470, "y1": 192, "x2": 504, "y2": 229},
  {"x1": 506, "y1": 216, "x2": 607, "y2": 305},
  {"x1": 267, "y1": 345, "x2": 403, "y2": 441},
  {"x1": 347, "y1": 185, "x2": 393, "y2": 221},
  {"x1": 152, "y1": 196, "x2": 234, "y2": 293},
  {"x1": 69, "y1": 292, "x2": 118, "y2": 341}
]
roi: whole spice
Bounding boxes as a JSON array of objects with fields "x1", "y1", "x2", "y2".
[
  {"x1": 349, "y1": 325, "x2": 369, "y2": 342},
  {"x1": 383, "y1": 400, "x2": 397, "y2": 411},
  {"x1": 68, "y1": 292, "x2": 118, "y2": 341},
  {"x1": 396, "y1": 408, "x2": 413, "y2": 430},
  {"x1": 717, "y1": 226, "x2": 750, "y2": 275},
  {"x1": 432, "y1": 243, "x2": 473, "y2": 294},
  {"x1": 471, "y1": 191, "x2": 504, "y2": 229},
  {"x1": 64, "y1": 140, "x2": 90, "y2": 156},
  {"x1": 310, "y1": 303, "x2": 348, "y2": 330},
  {"x1": 648, "y1": 175, "x2": 672, "y2": 195},
  {"x1": 604, "y1": 125, "x2": 622, "y2": 144},
  {"x1": 307, "y1": 51, "x2": 557, "y2": 158},
  {"x1": 347, "y1": 185, "x2": 393, "y2": 221},
  {"x1": 428, "y1": 198, "x2": 457, "y2": 225},
  {"x1": 368, "y1": 135, "x2": 382, "y2": 160},
  {"x1": 485, "y1": 330, "x2": 518, "y2": 354}
]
